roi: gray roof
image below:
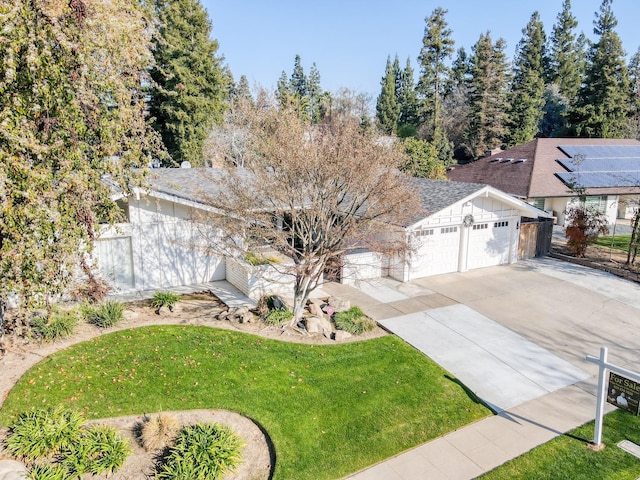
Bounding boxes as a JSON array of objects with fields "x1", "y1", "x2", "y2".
[
  {"x1": 146, "y1": 168, "x2": 229, "y2": 205},
  {"x1": 144, "y1": 168, "x2": 489, "y2": 227},
  {"x1": 405, "y1": 177, "x2": 487, "y2": 226}
]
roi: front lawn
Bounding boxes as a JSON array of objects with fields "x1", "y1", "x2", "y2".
[
  {"x1": 0, "y1": 326, "x2": 490, "y2": 480},
  {"x1": 593, "y1": 234, "x2": 632, "y2": 252},
  {"x1": 480, "y1": 409, "x2": 640, "y2": 479}
]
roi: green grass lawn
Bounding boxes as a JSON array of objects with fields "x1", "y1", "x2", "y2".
[
  {"x1": 0, "y1": 325, "x2": 490, "y2": 480},
  {"x1": 480, "y1": 409, "x2": 640, "y2": 480},
  {"x1": 593, "y1": 234, "x2": 632, "y2": 252}
]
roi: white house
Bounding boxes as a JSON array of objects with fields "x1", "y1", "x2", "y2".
[{"x1": 96, "y1": 169, "x2": 551, "y2": 295}]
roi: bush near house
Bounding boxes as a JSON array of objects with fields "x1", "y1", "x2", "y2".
[
  {"x1": 82, "y1": 300, "x2": 125, "y2": 328},
  {"x1": 29, "y1": 311, "x2": 78, "y2": 342},
  {"x1": 150, "y1": 291, "x2": 180, "y2": 313},
  {"x1": 334, "y1": 306, "x2": 376, "y2": 334}
]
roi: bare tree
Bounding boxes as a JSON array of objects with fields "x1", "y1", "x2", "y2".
[{"x1": 200, "y1": 105, "x2": 422, "y2": 323}]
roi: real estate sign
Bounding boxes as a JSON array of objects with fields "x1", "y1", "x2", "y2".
[{"x1": 607, "y1": 372, "x2": 640, "y2": 415}]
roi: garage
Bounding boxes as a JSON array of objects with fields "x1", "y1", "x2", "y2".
[
  {"x1": 465, "y1": 220, "x2": 513, "y2": 270},
  {"x1": 389, "y1": 179, "x2": 551, "y2": 282},
  {"x1": 411, "y1": 226, "x2": 460, "y2": 278}
]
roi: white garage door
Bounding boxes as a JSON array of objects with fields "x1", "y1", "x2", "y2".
[
  {"x1": 466, "y1": 220, "x2": 511, "y2": 270},
  {"x1": 412, "y1": 226, "x2": 460, "y2": 278}
]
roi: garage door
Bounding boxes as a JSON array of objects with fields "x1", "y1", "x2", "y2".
[
  {"x1": 466, "y1": 220, "x2": 511, "y2": 270},
  {"x1": 412, "y1": 226, "x2": 460, "y2": 278}
]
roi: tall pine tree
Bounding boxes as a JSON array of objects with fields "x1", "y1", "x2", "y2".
[
  {"x1": 397, "y1": 57, "x2": 420, "y2": 136},
  {"x1": 149, "y1": 0, "x2": 227, "y2": 166},
  {"x1": 467, "y1": 32, "x2": 510, "y2": 158},
  {"x1": 506, "y1": 12, "x2": 547, "y2": 146},
  {"x1": 417, "y1": 7, "x2": 454, "y2": 135},
  {"x1": 572, "y1": 0, "x2": 631, "y2": 137},
  {"x1": 549, "y1": 0, "x2": 584, "y2": 102},
  {"x1": 376, "y1": 56, "x2": 400, "y2": 134}
]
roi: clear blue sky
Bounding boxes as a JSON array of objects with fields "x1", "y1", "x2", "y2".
[{"x1": 204, "y1": 0, "x2": 639, "y2": 97}]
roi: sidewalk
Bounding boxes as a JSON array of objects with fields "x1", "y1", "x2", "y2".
[{"x1": 346, "y1": 379, "x2": 613, "y2": 480}]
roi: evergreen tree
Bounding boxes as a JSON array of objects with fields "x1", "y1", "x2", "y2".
[
  {"x1": 276, "y1": 70, "x2": 290, "y2": 106},
  {"x1": 149, "y1": 0, "x2": 227, "y2": 166},
  {"x1": 402, "y1": 138, "x2": 447, "y2": 180},
  {"x1": 446, "y1": 47, "x2": 472, "y2": 95},
  {"x1": 629, "y1": 48, "x2": 640, "y2": 138},
  {"x1": 230, "y1": 75, "x2": 253, "y2": 106},
  {"x1": 540, "y1": 84, "x2": 570, "y2": 137},
  {"x1": 506, "y1": 12, "x2": 547, "y2": 146},
  {"x1": 290, "y1": 54, "x2": 307, "y2": 98},
  {"x1": 417, "y1": 7, "x2": 455, "y2": 134},
  {"x1": 549, "y1": 0, "x2": 584, "y2": 102},
  {"x1": 307, "y1": 63, "x2": 326, "y2": 123},
  {"x1": 0, "y1": 0, "x2": 161, "y2": 326},
  {"x1": 467, "y1": 32, "x2": 510, "y2": 158},
  {"x1": 376, "y1": 56, "x2": 400, "y2": 134},
  {"x1": 397, "y1": 57, "x2": 420, "y2": 136},
  {"x1": 572, "y1": 0, "x2": 631, "y2": 137}
]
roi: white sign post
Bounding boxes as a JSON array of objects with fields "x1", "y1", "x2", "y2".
[{"x1": 586, "y1": 347, "x2": 640, "y2": 447}]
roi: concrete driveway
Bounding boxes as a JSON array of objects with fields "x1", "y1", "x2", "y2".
[{"x1": 322, "y1": 258, "x2": 640, "y2": 412}]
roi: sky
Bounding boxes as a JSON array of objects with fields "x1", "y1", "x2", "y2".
[{"x1": 204, "y1": 0, "x2": 640, "y2": 98}]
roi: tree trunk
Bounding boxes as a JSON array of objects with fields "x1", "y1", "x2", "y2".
[{"x1": 627, "y1": 210, "x2": 640, "y2": 265}]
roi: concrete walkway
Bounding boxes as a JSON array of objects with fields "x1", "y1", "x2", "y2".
[{"x1": 330, "y1": 258, "x2": 640, "y2": 479}]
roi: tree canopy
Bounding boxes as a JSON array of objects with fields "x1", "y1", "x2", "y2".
[
  {"x1": 148, "y1": 0, "x2": 228, "y2": 166},
  {"x1": 0, "y1": 0, "x2": 161, "y2": 328}
]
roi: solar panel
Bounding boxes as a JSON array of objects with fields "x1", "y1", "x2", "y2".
[
  {"x1": 556, "y1": 157, "x2": 640, "y2": 172},
  {"x1": 556, "y1": 171, "x2": 640, "y2": 188},
  {"x1": 558, "y1": 145, "x2": 640, "y2": 159}
]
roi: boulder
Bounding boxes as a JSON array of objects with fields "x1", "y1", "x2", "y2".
[
  {"x1": 334, "y1": 330, "x2": 353, "y2": 342},
  {"x1": 240, "y1": 312, "x2": 256, "y2": 324},
  {"x1": 329, "y1": 297, "x2": 351, "y2": 312},
  {"x1": 0, "y1": 460, "x2": 27, "y2": 480},
  {"x1": 308, "y1": 297, "x2": 325, "y2": 306},
  {"x1": 308, "y1": 302, "x2": 324, "y2": 318},
  {"x1": 305, "y1": 316, "x2": 332, "y2": 334}
]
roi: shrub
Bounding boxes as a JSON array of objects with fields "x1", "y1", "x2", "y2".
[
  {"x1": 155, "y1": 423, "x2": 243, "y2": 480},
  {"x1": 61, "y1": 425, "x2": 130, "y2": 476},
  {"x1": 244, "y1": 252, "x2": 281, "y2": 266},
  {"x1": 151, "y1": 291, "x2": 180, "y2": 313},
  {"x1": 264, "y1": 308, "x2": 293, "y2": 326},
  {"x1": 334, "y1": 306, "x2": 376, "y2": 334},
  {"x1": 565, "y1": 204, "x2": 609, "y2": 257},
  {"x1": 83, "y1": 300, "x2": 125, "y2": 328},
  {"x1": 29, "y1": 310, "x2": 78, "y2": 341},
  {"x1": 6, "y1": 407, "x2": 83, "y2": 460},
  {"x1": 140, "y1": 413, "x2": 179, "y2": 452},
  {"x1": 28, "y1": 463, "x2": 67, "y2": 480}
]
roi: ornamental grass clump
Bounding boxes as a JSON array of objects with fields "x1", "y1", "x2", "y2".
[
  {"x1": 29, "y1": 310, "x2": 78, "y2": 342},
  {"x1": 61, "y1": 425, "x2": 130, "y2": 477},
  {"x1": 140, "y1": 413, "x2": 179, "y2": 452},
  {"x1": 155, "y1": 423, "x2": 243, "y2": 480},
  {"x1": 83, "y1": 300, "x2": 125, "y2": 328},
  {"x1": 264, "y1": 308, "x2": 293, "y2": 326},
  {"x1": 27, "y1": 463, "x2": 67, "y2": 480},
  {"x1": 5, "y1": 407, "x2": 83, "y2": 460},
  {"x1": 151, "y1": 291, "x2": 180, "y2": 314},
  {"x1": 334, "y1": 306, "x2": 376, "y2": 334}
]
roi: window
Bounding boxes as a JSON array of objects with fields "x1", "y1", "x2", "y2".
[
  {"x1": 583, "y1": 195, "x2": 607, "y2": 214},
  {"x1": 441, "y1": 226, "x2": 458, "y2": 234},
  {"x1": 472, "y1": 223, "x2": 488, "y2": 230},
  {"x1": 415, "y1": 229, "x2": 434, "y2": 237},
  {"x1": 531, "y1": 198, "x2": 545, "y2": 210},
  {"x1": 494, "y1": 221, "x2": 509, "y2": 228}
]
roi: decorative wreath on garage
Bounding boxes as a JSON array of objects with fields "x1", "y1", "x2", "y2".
[{"x1": 463, "y1": 214, "x2": 474, "y2": 227}]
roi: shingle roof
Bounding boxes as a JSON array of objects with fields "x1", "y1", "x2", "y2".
[
  {"x1": 146, "y1": 168, "x2": 229, "y2": 205},
  {"x1": 447, "y1": 138, "x2": 640, "y2": 198},
  {"x1": 404, "y1": 177, "x2": 486, "y2": 226}
]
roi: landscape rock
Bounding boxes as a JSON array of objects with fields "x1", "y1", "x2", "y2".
[
  {"x1": 0, "y1": 460, "x2": 28, "y2": 480},
  {"x1": 328, "y1": 297, "x2": 350, "y2": 312},
  {"x1": 308, "y1": 303, "x2": 324, "y2": 318},
  {"x1": 308, "y1": 297, "x2": 325, "y2": 306},
  {"x1": 334, "y1": 330, "x2": 353, "y2": 342},
  {"x1": 305, "y1": 316, "x2": 332, "y2": 334},
  {"x1": 240, "y1": 312, "x2": 256, "y2": 324}
]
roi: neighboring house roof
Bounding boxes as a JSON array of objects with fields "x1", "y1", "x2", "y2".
[
  {"x1": 447, "y1": 138, "x2": 640, "y2": 199},
  {"x1": 146, "y1": 168, "x2": 227, "y2": 206}
]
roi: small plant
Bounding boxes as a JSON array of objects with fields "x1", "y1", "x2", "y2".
[
  {"x1": 155, "y1": 423, "x2": 243, "y2": 480},
  {"x1": 140, "y1": 413, "x2": 179, "y2": 451},
  {"x1": 244, "y1": 252, "x2": 281, "y2": 266},
  {"x1": 83, "y1": 300, "x2": 125, "y2": 328},
  {"x1": 564, "y1": 204, "x2": 609, "y2": 257},
  {"x1": 61, "y1": 425, "x2": 130, "y2": 476},
  {"x1": 29, "y1": 310, "x2": 78, "y2": 341},
  {"x1": 6, "y1": 406, "x2": 83, "y2": 460},
  {"x1": 151, "y1": 291, "x2": 180, "y2": 314},
  {"x1": 334, "y1": 306, "x2": 376, "y2": 334},
  {"x1": 264, "y1": 308, "x2": 293, "y2": 326},
  {"x1": 28, "y1": 463, "x2": 68, "y2": 480}
]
